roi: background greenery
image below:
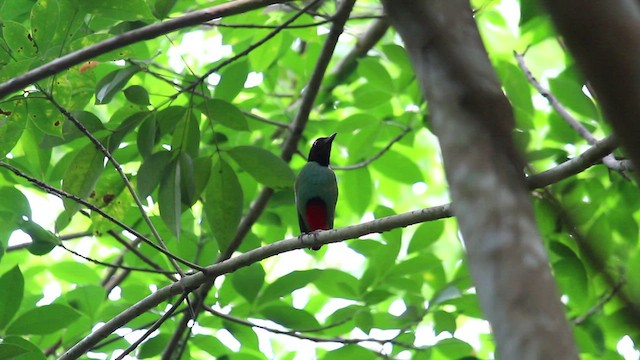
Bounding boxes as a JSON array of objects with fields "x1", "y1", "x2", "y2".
[{"x1": 0, "y1": 0, "x2": 638, "y2": 359}]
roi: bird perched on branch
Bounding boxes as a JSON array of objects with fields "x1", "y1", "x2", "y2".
[{"x1": 295, "y1": 133, "x2": 338, "y2": 250}]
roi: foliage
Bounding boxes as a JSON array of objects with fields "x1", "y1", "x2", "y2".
[{"x1": 0, "y1": 0, "x2": 637, "y2": 359}]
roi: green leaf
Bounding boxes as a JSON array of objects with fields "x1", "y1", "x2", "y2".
[
  {"x1": 199, "y1": 99, "x2": 249, "y2": 131},
  {"x1": 205, "y1": 157, "x2": 243, "y2": 250},
  {"x1": 2, "y1": 21, "x2": 37, "y2": 59},
  {"x1": 324, "y1": 345, "x2": 373, "y2": 359},
  {"x1": 124, "y1": 85, "x2": 150, "y2": 105},
  {"x1": 0, "y1": 98, "x2": 27, "y2": 159},
  {"x1": 0, "y1": 336, "x2": 45, "y2": 360},
  {"x1": 159, "y1": 158, "x2": 181, "y2": 237},
  {"x1": 171, "y1": 112, "x2": 200, "y2": 158},
  {"x1": 62, "y1": 141, "x2": 105, "y2": 216},
  {"x1": 352, "y1": 85, "x2": 392, "y2": 109},
  {"x1": 27, "y1": 97, "x2": 64, "y2": 137},
  {"x1": 215, "y1": 59, "x2": 249, "y2": 102},
  {"x1": 18, "y1": 219, "x2": 60, "y2": 255},
  {"x1": 433, "y1": 310, "x2": 457, "y2": 335},
  {"x1": 231, "y1": 263, "x2": 265, "y2": 303},
  {"x1": 65, "y1": 285, "x2": 106, "y2": 319},
  {"x1": 0, "y1": 343, "x2": 29, "y2": 358},
  {"x1": 152, "y1": 0, "x2": 178, "y2": 18},
  {"x1": 0, "y1": 266, "x2": 24, "y2": 330},
  {"x1": 191, "y1": 334, "x2": 229, "y2": 357},
  {"x1": 626, "y1": 248, "x2": 640, "y2": 303},
  {"x1": 30, "y1": 0, "x2": 60, "y2": 54},
  {"x1": 50, "y1": 261, "x2": 102, "y2": 285},
  {"x1": 137, "y1": 151, "x2": 172, "y2": 198},
  {"x1": 341, "y1": 167, "x2": 372, "y2": 215},
  {"x1": 372, "y1": 149, "x2": 422, "y2": 184},
  {"x1": 136, "y1": 115, "x2": 157, "y2": 159},
  {"x1": 260, "y1": 269, "x2": 321, "y2": 304},
  {"x1": 0, "y1": 186, "x2": 31, "y2": 219},
  {"x1": 95, "y1": 65, "x2": 140, "y2": 104},
  {"x1": 314, "y1": 269, "x2": 359, "y2": 300},
  {"x1": 260, "y1": 303, "x2": 320, "y2": 330},
  {"x1": 178, "y1": 152, "x2": 197, "y2": 206},
  {"x1": 6, "y1": 303, "x2": 80, "y2": 335},
  {"x1": 138, "y1": 333, "x2": 170, "y2": 358},
  {"x1": 228, "y1": 146, "x2": 294, "y2": 188},
  {"x1": 408, "y1": 221, "x2": 445, "y2": 253},
  {"x1": 357, "y1": 57, "x2": 393, "y2": 90},
  {"x1": 548, "y1": 70, "x2": 598, "y2": 120}
]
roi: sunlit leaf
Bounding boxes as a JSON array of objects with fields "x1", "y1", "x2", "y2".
[
  {"x1": 6, "y1": 304, "x2": 80, "y2": 335},
  {"x1": 227, "y1": 146, "x2": 294, "y2": 188},
  {"x1": 0, "y1": 266, "x2": 24, "y2": 330},
  {"x1": 205, "y1": 157, "x2": 243, "y2": 251}
]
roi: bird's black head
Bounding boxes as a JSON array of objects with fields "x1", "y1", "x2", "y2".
[{"x1": 307, "y1": 133, "x2": 337, "y2": 167}]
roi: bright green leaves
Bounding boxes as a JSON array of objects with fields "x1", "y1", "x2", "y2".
[
  {"x1": 227, "y1": 146, "x2": 294, "y2": 189},
  {"x1": 62, "y1": 141, "x2": 105, "y2": 216},
  {"x1": 2, "y1": 21, "x2": 37, "y2": 59},
  {"x1": 215, "y1": 60, "x2": 249, "y2": 102},
  {"x1": 0, "y1": 98, "x2": 27, "y2": 158},
  {"x1": 199, "y1": 99, "x2": 249, "y2": 131},
  {"x1": 0, "y1": 268, "x2": 77, "y2": 344},
  {"x1": 95, "y1": 65, "x2": 140, "y2": 104},
  {"x1": 18, "y1": 218, "x2": 60, "y2": 255},
  {"x1": 259, "y1": 269, "x2": 321, "y2": 305},
  {"x1": 206, "y1": 157, "x2": 243, "y2": 251},
  {"x1": 6, "y1": 303, "x2": 80, "y2": 335},
  {"x1": 0, "y1": 266, "x2": 24, "y2": 330},
  {"x1": 231, "y1": 263, "x2": 265, "y2": 304},
  {"x1": 158, "y1": 156, "x2": 182, "y2": 237}
]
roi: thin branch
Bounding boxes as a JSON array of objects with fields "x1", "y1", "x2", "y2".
[
  {"x1": 203, "y1": 305, "x2": 422, "y2": 350},
  {"x1": 59, "y1": 243, "x2": 176, "y2": 275},
  {"x1": 59, "y1": 203, "x2": 452, "y2": 360},
  {"x1": 115, "y1": 293, "x2": 188, "y2": 360},
  {"x1": 5, "y1": 231, "x2": 92, "y2": 252},
  {"x1": 573, "y1": 279, "x2": 625, "y2": 325},
  {"x1": 0, "y1": 160, "x2": 205, "y2": 272},
  {"x1": 527, "y1": 135, "x2": 618, "y2": 188},
  {"x1": 514, "y1": 51, "x2": 633, "y2": 174},
  {"x1": 0, "y1": 0, "x2": 292, "y2": 99},
  {"x1": 42, "y1": 92, "x2": 185, "y2": 277},
  {"x1": 333, "y1": 126, "x2": 412, "y2": 170}
]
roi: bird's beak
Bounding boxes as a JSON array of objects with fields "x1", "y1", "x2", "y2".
[{"x1": 328, "y1": 133, "x2": 337, "y2": 142}]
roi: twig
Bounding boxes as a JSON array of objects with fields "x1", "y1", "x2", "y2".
[
  {"x1": 334, "y1": 126, "x2": 412, "y2": 170},
  {"x1": 59, "y1": 243, "x2": 176, "y2": 275},
  {"x1": 514, "y1": 51, "x2": 632, "y2": 174},
  {"x1": 0, "y1": 160, "x2": 205, "y2": 271},
  {"x1": 6, "y1": 231, "x2": 92, "y2": 252},
  {"x1": 115, "y1": 293, "x2": 188, "y2": 360},
  {"x1": 0, "y1": 0, "x2": 292, "y2": 99},
  {"x1": 573, "y1": 279, "x2": 625, "y2": 325},
  {"x1": 203, "y1": 305, "x2": 421, "y2": 350}
]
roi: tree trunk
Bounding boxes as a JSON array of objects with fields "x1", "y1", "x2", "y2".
[
  {"x1": 541, "y1": 0, "x2": 640, "y2": 172},
  {"x1": 381, "y1": 1, "x2": 579, "y2": 358}
]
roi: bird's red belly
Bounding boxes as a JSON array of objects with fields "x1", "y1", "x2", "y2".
[{"x1": 306, "y1": 201, "x2": 329, "y2": 231}]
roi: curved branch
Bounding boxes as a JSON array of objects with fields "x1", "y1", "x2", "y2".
[
  {"x1": 0, "y1": 0, "x2": 291, "y2": 99},
  {"x1": 333, "y1": 126, "x2": 412, "y2": 170},
  {"x1": 59, "y1": 203, "x2": 452, "y2": 360}
]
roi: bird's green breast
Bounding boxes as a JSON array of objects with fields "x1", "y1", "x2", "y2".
[{"x1": 295, "y1": 162, "x2": 338, "y2": 213}]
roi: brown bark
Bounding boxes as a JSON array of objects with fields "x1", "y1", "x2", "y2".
[
  {"x1": 542, "y1": 0, "x2": 640, "y2": 171},
  {"x1": 381, "y1": 1, "x2": 578, "y2": 358}
]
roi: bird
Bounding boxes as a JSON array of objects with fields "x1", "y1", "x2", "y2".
[{"x1": 295, "y1": 133, "x2": 338, "y2": 250}]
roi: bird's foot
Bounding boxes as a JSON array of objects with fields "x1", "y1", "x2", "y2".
[{"x1": 299, "y1": 230, "x2": 323, "y2": 251}]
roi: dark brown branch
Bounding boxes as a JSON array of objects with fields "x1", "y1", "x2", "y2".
[
  {"x1": 333, "y1": 126, "x2": 412, "y2": 170},
  {"x1": 59, "y1": 243, "x2": 176, "y2": 275},
  {"x1": 0, "y1": 0, "x2": 291, "y2": 99},
  {"x1": 514, "y1": 51, "x2": 632, "y2": 174},
  {"x1": 542, "y1": 0, "x2": 640, "y2": 173}
]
